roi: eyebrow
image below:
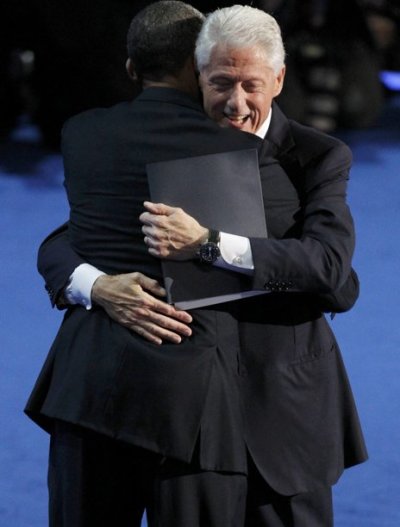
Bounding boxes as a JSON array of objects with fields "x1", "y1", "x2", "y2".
[{"x1": 209, "y1": 75, "x2": 264, "y2": 83}]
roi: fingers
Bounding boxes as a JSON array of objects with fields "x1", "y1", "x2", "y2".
[
  {"x1": 102, "y1": 298, "x2": 193, "y2": 345},
  {"x1": 144, "y1": 239, "x2": 169, "y2": 259},
  {"x1": 122, "y1": 305, "x2": 193, "y2": 345},
  {"x1": 138, "y1": 308, "x2": 192, "y2": 340},
  {"x1": 132, "y1": 321, "x2": 186, "y2": 346},
  {"x1": 131, "y1": 325, "x2": 164, "y2": 346},
  {"x1": 140, "y1": 211, "x2": 165, "y2": 228},
  {"x1": 141, "y1": 223, "x2": 172, "y2": 258},
  {"x1": 147, "y1": 247, "x2": 162, "y2": 258},
  {"x1": 143, "y1": 201, "x2": 174, "y2": 215},
  {"x1": 141, "y1": 224, "x2": 168, "y2": 244},
  {"x1": 129, "y1": 318, "x2": 187, "y2": 346},
  {"x1": 150, "y1": 296, "x2": 193, "y2": 324},
  {"x1": 125, "y1": 277, "x2": 192, "y2": 324},
  {"x1": 128, "y1": 292, "x2": 193, "y2": 343}
]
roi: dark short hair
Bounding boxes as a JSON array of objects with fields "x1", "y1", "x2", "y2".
[{"x1": 127, "y1": 1, "x2": 204, "y2": 82}]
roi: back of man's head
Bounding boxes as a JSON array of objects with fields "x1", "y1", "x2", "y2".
[
  {"x1": 127, "y1": 1, "x2": 204, "y2": 83},
  {"x1": 195, "y1": 5, "x2": 285, "y2": 74}
]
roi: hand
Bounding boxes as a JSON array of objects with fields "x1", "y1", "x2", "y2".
[
  {"x1": 91, "y1": 272, "x2": 193, "y2": 345},
  {"x1": 139, "y1": 201, "x2": 208, "y2": 260}
]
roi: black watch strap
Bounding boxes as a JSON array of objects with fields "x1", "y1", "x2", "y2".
[{"x1": 207, "y1": 229, "x2": 220, "y2": 244}]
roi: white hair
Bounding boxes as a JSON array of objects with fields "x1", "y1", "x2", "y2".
[{"x1": 195, "y1": 5, "x2": 285, "y2": 74}]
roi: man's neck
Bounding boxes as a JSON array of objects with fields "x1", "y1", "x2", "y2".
[
  {"x1": 143, "y1": 77, "x2": 183, "y2": 90},
  {"x1": 142, "y1": 80, "x2": 200, "y2": 104},
  {"x1": 142, "y1": 59, "x2": 200, "y2": 102}
]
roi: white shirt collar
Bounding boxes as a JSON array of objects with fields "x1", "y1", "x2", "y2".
[{"x1": 255, "y1": 108, "x2": 272, "y2": 139}]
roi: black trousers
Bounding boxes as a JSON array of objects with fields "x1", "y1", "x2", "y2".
[
  {"x1": 245, "y1": 457, "x2": 333, "y2": 527},
  {"x1": 48, "y1": 421, "x2": 247, "y2": 527},
  {"x1": 48, "y1": 421, "x2": 332, "y2": 527}
]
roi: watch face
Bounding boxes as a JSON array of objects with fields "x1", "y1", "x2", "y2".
[{"x1": 199, "y1": 242, "x2": 220, "y2": 263}]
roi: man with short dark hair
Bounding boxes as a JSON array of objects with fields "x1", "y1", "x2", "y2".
[{"x1": 26, "y1": 3, "x2": 267, "y2": 526}]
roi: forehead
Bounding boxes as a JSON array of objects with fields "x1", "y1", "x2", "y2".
[{"x1": 205, "y1": 44, "x2": 272, "y2": 76}]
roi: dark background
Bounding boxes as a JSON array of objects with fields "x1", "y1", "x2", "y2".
[{"x1": 1, "y1": 0, "x2": 400, "y2": 147}]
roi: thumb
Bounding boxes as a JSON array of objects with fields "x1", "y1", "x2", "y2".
[{"x1": 135, "y1": 273, "x2": 166, "y2": 297}]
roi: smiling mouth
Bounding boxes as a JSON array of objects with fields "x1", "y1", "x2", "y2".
[{"x1": 223, "y1": 113, "x2": 250, "y2": 125}]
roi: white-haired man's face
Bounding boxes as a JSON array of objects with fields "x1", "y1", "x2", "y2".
[{"x1": 199, "y1": 44, "x2": 285, "y2": 135}]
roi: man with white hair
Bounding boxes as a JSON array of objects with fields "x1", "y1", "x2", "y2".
[
  {"x1": 195, "y1": 4, "x2": 286, "y2": 135},
  {"x1": 31, "y1": 4, "x2": 366, "y2": 526},
  {"x1": 140, "y1": 6, "x2": 367, "y2": 523}
]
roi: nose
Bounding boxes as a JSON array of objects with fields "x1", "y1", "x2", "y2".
[{"x1": 225, "y1": 85, "x2": 248, "y2": 115}]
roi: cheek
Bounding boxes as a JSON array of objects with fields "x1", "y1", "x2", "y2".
[
  {"x1": 253, "y1": 97, "x2": 271, "y2": 120},
  {"x1": 204, "y1": 92, "x2": 225, "y2": 114}
]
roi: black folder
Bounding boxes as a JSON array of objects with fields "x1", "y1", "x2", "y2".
[{"x1": 146, "y1": 148, "x2": 268, "y2": 309}]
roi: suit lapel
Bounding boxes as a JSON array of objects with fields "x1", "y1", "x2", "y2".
[
  {"x1": 262, "y1": 102, "x2": 295, "y2": 158},
  {"x1": 257, "y1": 103, "x2": 306, "y2": 238},
  {"x1": 263, "y1": 102, "x2": 306, "y2": 204}
]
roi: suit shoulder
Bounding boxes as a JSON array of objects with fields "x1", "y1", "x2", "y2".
[
  {"x1": 62, "y1": 102, "x2": 129, "y2": 134},
  {"x1": 289, "y1": 119, "x2": 352, "y2": 164}
]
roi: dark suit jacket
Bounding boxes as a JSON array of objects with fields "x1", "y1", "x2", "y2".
[
  {"x1": 28, "y1": 96, "x2": 367, "y2": 493},
  {"x1": 237, "y1": 103, "x2": 367, "y2": 494},
  {"x1": 26, "y1": 87, "x2": 268, "y2": 474}
]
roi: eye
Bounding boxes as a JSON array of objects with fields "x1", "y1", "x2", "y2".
[
  {"x1": 243, "y1": 82, "x2": 264, "y2": 93},
  {"x1": 209, "y1": 77, "x2": 233, "y2": 91},
  {"x1": 214, "y1": 84, "x2": 231, "y2": 93}
]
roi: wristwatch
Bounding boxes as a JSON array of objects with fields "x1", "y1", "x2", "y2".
[{"x1": 197, "y1": 229, "x2": 221, "y2": 264}]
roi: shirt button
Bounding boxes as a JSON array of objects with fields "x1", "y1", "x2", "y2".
[{"x1": 233, "y1": 256, "x2": 243, "y2": 265}]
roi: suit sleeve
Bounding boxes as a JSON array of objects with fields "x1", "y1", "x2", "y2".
[
  {"x1": 37, "y1": 223, "x2": 86, "y2": 307},
  {"x1": 317, "y1": 267, "x2": 360, "y2": 314},
  {"x1": 250, "y1": 142, "x2": 355, "y2": 295}
]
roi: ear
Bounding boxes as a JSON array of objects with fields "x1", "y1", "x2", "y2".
[
  {"x1": 126, "y1": 58, "x2": 138, "y2": 82},
  {"x1": 273, "y1": 66, "x2": 286, "y2": 97}
]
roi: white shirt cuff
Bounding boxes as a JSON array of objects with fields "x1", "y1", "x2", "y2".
[
  {"x1": 214, "y1": 232, "x2": 254, "y2": 275},
  {"x1": 64, "y1": 263, "x2": 105, "y2": 310}
]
